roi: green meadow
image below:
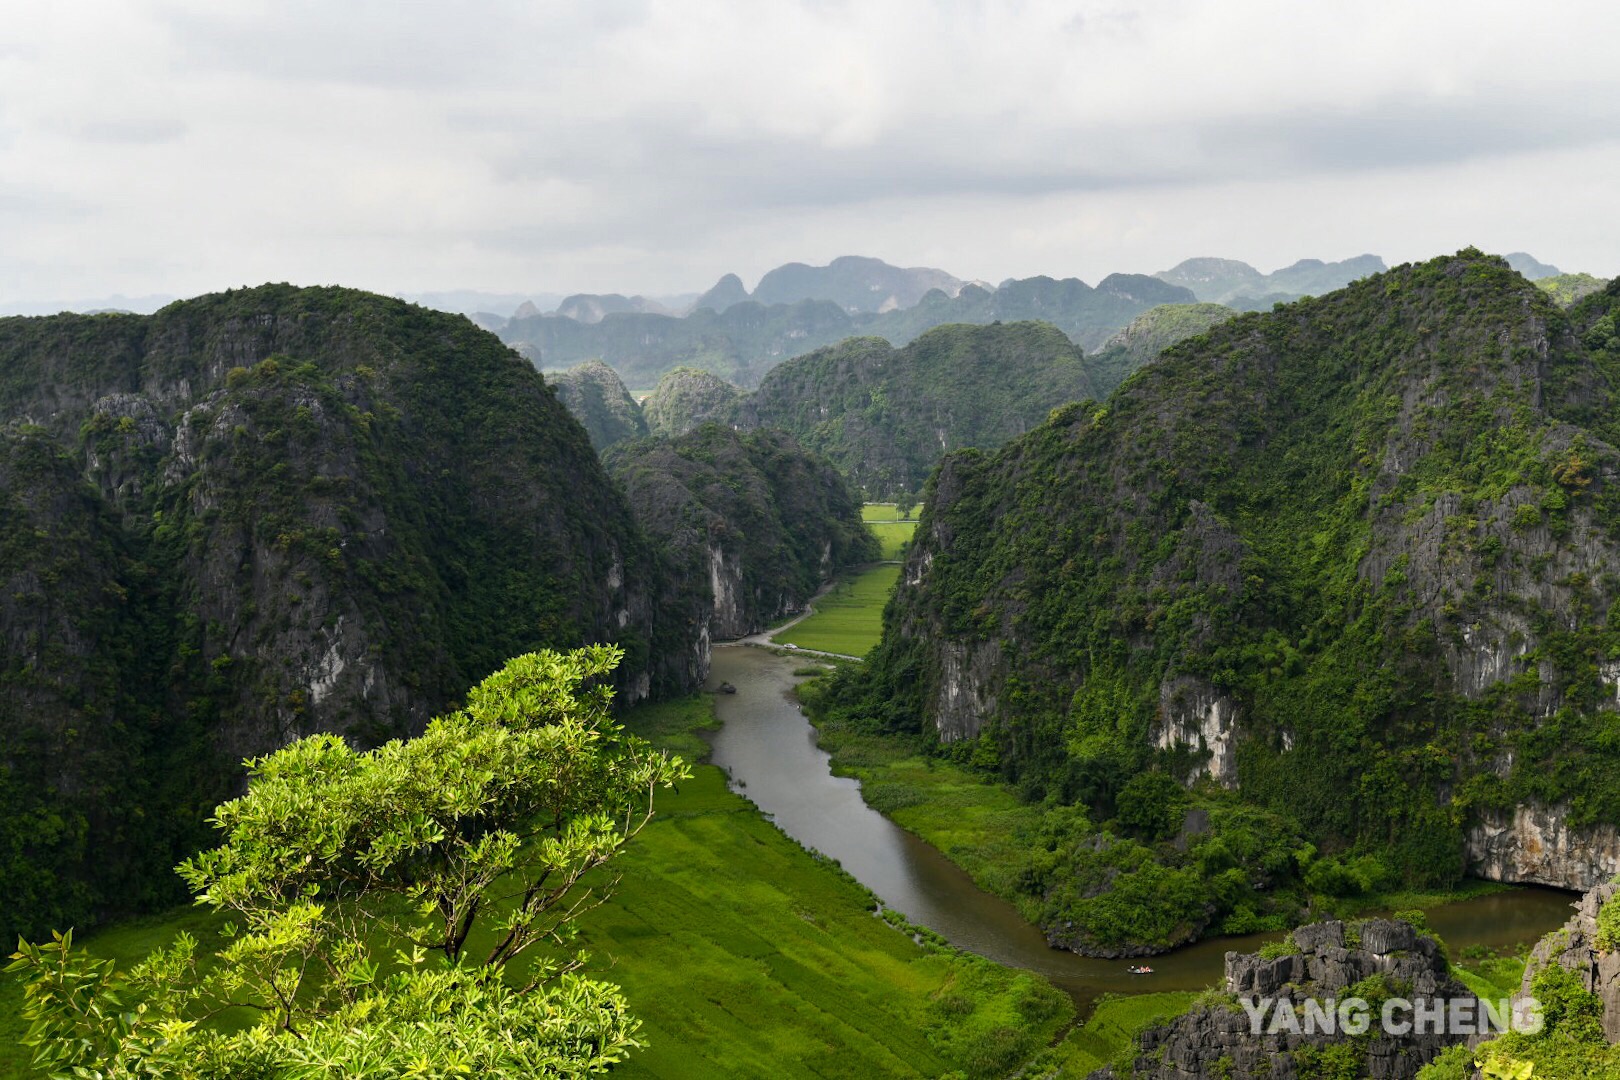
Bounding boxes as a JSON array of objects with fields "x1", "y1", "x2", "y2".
[
  {"x1": 777, "y1": 564, "x2": 901, "y2": 657},
  {"x1": 2, "y1": 695, "x2": 1073, "y2": 1080},
  {"x1": 862, "y1": 503, "x2": 918, "y2": 560}
]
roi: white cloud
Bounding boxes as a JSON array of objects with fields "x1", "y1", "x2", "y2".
[{"x1": 1, "y1": 0, "x2": 1617, "y2": 305}]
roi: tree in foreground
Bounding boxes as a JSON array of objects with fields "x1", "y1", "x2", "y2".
[{"x1": 8, "y1": 645, "x2": 688, "y2": 1079}]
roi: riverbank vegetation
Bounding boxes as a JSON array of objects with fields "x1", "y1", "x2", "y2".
[
  {"x1": 803, "y1": 668, "x2": 1538, "y2": 956},
  {"x1": 4, "y1": 682, "x2": 1073, "y2": 1079}
]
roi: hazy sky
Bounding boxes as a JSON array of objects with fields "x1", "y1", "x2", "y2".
[{"x1": 2, "y1": 0, "x2": 1617, "y2": 307}]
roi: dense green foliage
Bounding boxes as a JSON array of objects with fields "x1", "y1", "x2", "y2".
[
  {"x1": 1461, "y1": 962, "x2": 1620, "y2": 1079},
  {"x1": 7, "y1": 647, "x2": 684, "y2": 1078},
  {"x1": 548, "y1": 358, "x2": 649, "y2": 449},
  {"x1": 640, "y1": 367, "x2": 743, "y2": 438},
  {"x1": 0, "y1": 286, "x2": 674, "y2": 945},
  {"x1": 604, "y1": 425, "x2": 877, "y2": 647},
  {"x1": 739, "y1": 322, "x2": 1097, "y2": 498},
  {"x1": 1537, "y1": 272, "x2": 1610, "y2": 307},
  {"x1": 829, "y1": 257, "x2": 1620, "y2": 953},
  {"x1": 501, "y1": 273, "x2": 1192, "y2": 388},
  {"x1": 1086, "y1": 302, "x2": 1239, "y2": 392}
]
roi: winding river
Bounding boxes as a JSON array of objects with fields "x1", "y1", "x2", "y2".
[{"x1": 704, "y1": 646, "x2": 1576, "y2": 1010}]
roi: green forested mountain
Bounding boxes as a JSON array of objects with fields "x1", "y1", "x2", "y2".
[
  {"x1": 499, "y1": 273, "x2": 1192, "y2": 388},
  {"x1": 603, "y1": 425, "x2": 876, "y2": 647},
  {"x1": 0, "y1": 286, "x2": 687, "y2": 944},
  {"x1": 831, "y1": 255, "x2": 1620, "y2": 954},
  {"x1": 642, "y1": 366, "x2": 744, "y2": 438},
  {"x1": 547, "y1": 358, "x2": 649, "y2": 449},
  {"x1": 1538, "y1": 272, "x2": 1611, "y2": 307},
  {"x1": 1086, "y1": 302, "x2": 1238, "y2": 391},
  {"x1": 737, "y1": 322, "x2": 1097, "y2": 498}
]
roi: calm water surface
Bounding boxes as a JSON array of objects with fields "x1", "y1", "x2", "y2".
[{"x1": 705, "y1": 646, "x2": 1576, "y2": 1009}]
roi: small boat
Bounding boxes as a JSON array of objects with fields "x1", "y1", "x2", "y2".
[{"x1": 1127, "y1": 965, "x2": 1154, "y2": 975}]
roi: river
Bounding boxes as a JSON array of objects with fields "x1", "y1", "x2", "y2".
[{"x1": 704, "y1": 645, "x2": 1576, "y2": 1010}]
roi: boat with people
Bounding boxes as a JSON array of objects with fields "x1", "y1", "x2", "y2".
[{"x1": 1127, "y1": 965, "x2": 1154, "y2": 975}]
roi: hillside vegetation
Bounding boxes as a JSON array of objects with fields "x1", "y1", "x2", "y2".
[
  {"x1": 547, "y1": 358, "x2": 649, "y2": 449},
  {"x1": 1538, "y1": 272, "x2": 1611, "y2": 307},
  {"x1": 738, "y1": 321, "x2": 1097, "y2": 498},
  {"x1": 642, "y1": 366, "x2": 744, "y2": 438},
  {"x1": 1086, "y1": 302, "x2": 1239, "y2": 390},
  {"x1": 0, "y1": 286, "x2": 685, "y2": 945},
  {"x1": 825, "y1": 255, "x2": 1620, "y2": 954}
]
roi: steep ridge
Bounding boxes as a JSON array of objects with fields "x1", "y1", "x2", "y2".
[
  {"x1": 603, "y1": 425, "x2": 876, "y2": 679},
  {"x1": 737, "y1": 321, "x2": 1096, "y2": 498},
  {"x1": 548, "y1": 358, "x2": 649, "y2": 449},
  {"x1": 503, "y1": 297, "x2": 855, "y2": 388},
  {"x1": 0, "y1": 285, "x2": 684, "y2": 942},
  {"x1": 836, "y1": 256, "x2": 1620, "y2": 952}
]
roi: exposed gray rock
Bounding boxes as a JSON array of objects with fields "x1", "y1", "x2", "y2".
[
  {"x1": 1518, "y1": 880, "x2": 1620, "y2": 1041},
  {"x1": 1094, "y1": 919, "x2": 1480, "y2": 1080},
  {"x1": 1467, "y1": 804, "x2": 1620, "y2": 890}
]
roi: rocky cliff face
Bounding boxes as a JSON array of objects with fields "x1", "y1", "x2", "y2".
[
  {"x1": 0, "y1": 285, "x2": 685, "y2": 941},
  {"x1": 851, "y1": 260, "x2": 1620, "y2": 944},
  {"x1": 603, "y1": 425, "x2": 876, "y2": 674},
  {"x1": 1467, "y1": 806, "x2": 1620, "y2": 892},
  {"x1": 1518, "y1": 881, "x2": 1620, "y2": 1043},
  {"x1": 1096, "y1": 919, "x2": 1478, "y2": 1080}
]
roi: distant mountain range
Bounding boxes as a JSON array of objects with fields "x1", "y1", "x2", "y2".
[
  {"x1": 1154, "y1": 254, "x2": 1389, "y2": 308},
  {"x1": 697, "y1": 255, "x2": 970, "y2": 315},
  {"x1": 500, "y1": 270, "x2": 1194, "y2": 389}
]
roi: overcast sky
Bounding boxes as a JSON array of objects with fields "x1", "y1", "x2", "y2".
[{"x1": 2, "y1": 0, "x2": 1617, "y2": 308}]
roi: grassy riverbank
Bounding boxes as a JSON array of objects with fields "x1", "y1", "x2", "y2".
[{"x1": 2, "y1": 694, "x2": 1073, "y2": 1080}]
